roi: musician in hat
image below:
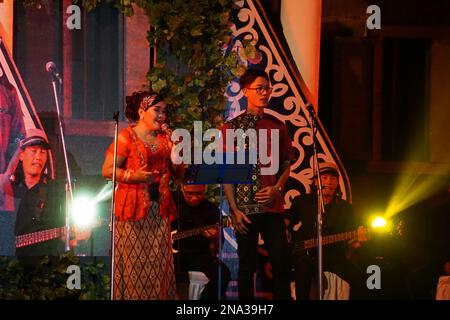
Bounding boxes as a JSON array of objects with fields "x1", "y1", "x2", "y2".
[
  {"x1": 286, "y1": 162, "x2": 368, "y2": 300},
  {"x1": 11, "y1": 128, "x2": 64, "y2": 256}
]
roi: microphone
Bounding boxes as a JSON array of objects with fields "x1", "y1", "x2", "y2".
[
  {"x1": 45, "y1": 61, "x2": 62, "y2": 82},
  {"x1": 161, "y1": 123, "x2": 172, "y2": 136}
]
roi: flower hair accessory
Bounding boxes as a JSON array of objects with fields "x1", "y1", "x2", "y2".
[{"x1": 140, "y1": 94, "x2": 157, "y2": 111}]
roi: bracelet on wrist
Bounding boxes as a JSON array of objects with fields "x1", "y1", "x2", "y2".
[{"x1": 123, "y1": 169, "x2": 132, "y2": 182}]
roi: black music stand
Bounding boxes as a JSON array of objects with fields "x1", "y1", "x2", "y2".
[{"x1": 184, "y1": 154, "x2": 253, "y2": 300}]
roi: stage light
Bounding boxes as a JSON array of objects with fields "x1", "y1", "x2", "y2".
[
  {"x1": 371, "y1": 216, "x2": 387, "y2": 228},
  {"x1": 70, "y1": 194, "x2": 98, "y2": 228},
  {"x1": 369, "y1": 215, "x2": 392, "y2": 233}
]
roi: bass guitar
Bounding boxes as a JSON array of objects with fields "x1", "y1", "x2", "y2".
[
  {"x1": 171, "y1": 217, "x2": 231, "y2": 253},
  {"x1": 16, "y1": 226, "x2": 65, "y2": 248}
]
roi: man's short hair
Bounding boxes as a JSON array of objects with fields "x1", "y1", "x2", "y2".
[
  {"x1": 182, "y1": 184, "x2": 206, "y2": 191},
  {"x1": 239, "y1": 68, "x2": 270, "y2": 88}
]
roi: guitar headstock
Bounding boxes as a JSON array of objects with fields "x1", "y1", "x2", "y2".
[
  {"x1": 368, "y1": 218, "x2": 404, "y2": 238},
  {"x1": 393, "y1": 219, "x2": 404, "y2": 237}
]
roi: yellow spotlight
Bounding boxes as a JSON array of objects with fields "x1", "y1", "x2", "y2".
[
  {"x1": 369, "y1": 215, "x2": 392, "y2": 233},
  {"x1": 372, "y1": 216, "x2": 387, "y2": 228},
  {"x1": 70, "y1": 195, "x2": 97, "y2": 228}
]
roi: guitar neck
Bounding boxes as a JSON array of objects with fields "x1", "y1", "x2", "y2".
[
  {"x1": 172, "y1": 224, "x2": 214, "y2": 241},
  {"x1": 172, "y1": 218, "x2": 229, "y2": 241},
  {"x1": 16, "y1": 227, "x2": 64, "y2": 248},
  {"x1": 295, "y1": 230, "x2": 357, "y2": 252}
]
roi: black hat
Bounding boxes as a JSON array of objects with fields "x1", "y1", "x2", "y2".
[
  {"x1": 315, "y1": 162, "x2": 339, "y2": 177},
  {"x1": 20, "y1": 128, "x2": 51, "y2": 150}
]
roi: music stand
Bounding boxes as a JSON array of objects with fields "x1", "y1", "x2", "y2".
[{"x1": 184, "y1": 154, "x2": 253, "y2": 300}]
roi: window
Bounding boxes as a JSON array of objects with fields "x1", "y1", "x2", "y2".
[
  {"x1": 13, "y1": 1, "x2": 123, "y2": 127},
  {"x1": 381, "y1": 38, "x2": 429, "y2": 162},
  {"x1": 72, "y1": 4, "x2": 122, "y2": 121}
]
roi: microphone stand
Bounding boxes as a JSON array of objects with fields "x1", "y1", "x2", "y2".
[
  {"x1": 217, "y1": 179, "x2": 224, "y2": 300},
  {"x1": 49, "y1": 72, "x2": 73, "y2": 252},
  {"x1": 307, "y1": 103, "x2": 326, "y2": 300},
  {"x1": 109, "y1": 112, "x2": 120, "y2": 300}
]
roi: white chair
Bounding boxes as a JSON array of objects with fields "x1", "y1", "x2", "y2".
[
  {"x1": 290, "y1": 281, "x2": 297, "y2": 300},
  {"x1": 188, "y1": 271, "x2": 210, "y2": 300},
  {"x1": 323, "y1": 271, "x2": 350, "y2": 300},
  {"x1": 436, "y1": 276, "x2": 450, "y2": 300}
]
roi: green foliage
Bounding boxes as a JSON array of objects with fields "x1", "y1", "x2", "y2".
[
  {"x1": 0, "y1": 252, "x2": 110, "y2": 300},
  {"x1": 142, "y1": 0, "x2": 240, "y2": 131}
]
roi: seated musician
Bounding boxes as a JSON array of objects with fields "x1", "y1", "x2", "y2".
[{"x1": 172, "y1": 184, "x2": 231, "y2": 300}]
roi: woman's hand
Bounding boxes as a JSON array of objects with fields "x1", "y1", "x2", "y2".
[{"x1": 132, "y1": 165, "x2": 160, "y2": 183}]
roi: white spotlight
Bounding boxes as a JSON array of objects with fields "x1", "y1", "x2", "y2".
[{"x1": 70, "y1": 195, "x2": 97, "y2": 228}]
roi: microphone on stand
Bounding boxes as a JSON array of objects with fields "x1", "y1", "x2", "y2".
[
  {"x1": 45, "y1": 60, "x2": 71, "y2": 252},
  {"x1": 45, "y1": 61, "x2": 62, "y2": 84}
]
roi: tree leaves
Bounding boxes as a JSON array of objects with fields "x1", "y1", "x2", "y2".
[
  {"x1": 139, "y1": 0, "x2": 238, "y2": 130},
  {"x1": 0, "y1": 253, "x2": 110, "y2": 300}
]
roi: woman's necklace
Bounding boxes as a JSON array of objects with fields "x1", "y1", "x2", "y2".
[
  {"x1": 143, "y1": 133, "x2": 159, "y2": 152},
  {"x1": 134, "y1": 126, "x2": 159, "y2": 152}
]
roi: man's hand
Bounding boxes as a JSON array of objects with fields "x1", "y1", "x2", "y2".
[
  {"x1": 356, "y1": 226, "x2": 370, "y2": 242},
  {"x1": 61, "y1": 227, "x2": 92, "y2": 243},
  {"x1": 230, "y1": 209, "x2": 251, "y2": 235},
  {"x1": 203, "y1": 226, "x2": 218, "y2": 239},
  {"x1": 204, "y1": 226, "x2": 220, "y2": 256},
  {"x1": 74, "y1": 227, "x2": 92, "y2": 241},
  {"x1": 255, "y1": 186, "x2": 279, "y2": 205},
  {"x1": 349, "y1": 226, "x2": 370, "y2": 248}
]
